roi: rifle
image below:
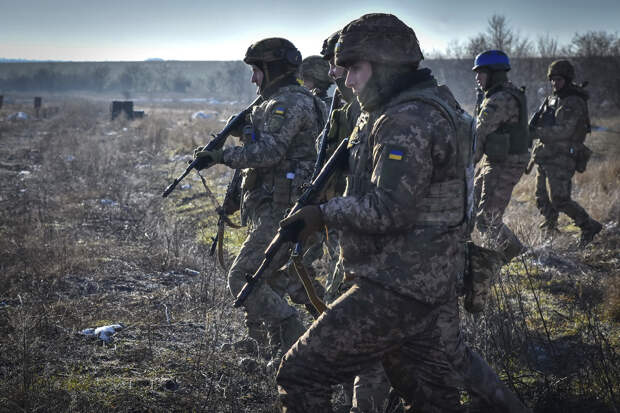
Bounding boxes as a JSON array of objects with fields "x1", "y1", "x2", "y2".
[
  {"x1": 209, "y1": 169, "x2": 243, "y2": 269},
  {"x1": 162, "y1": 96, "x2": 262, "y2": 198},
  {"x1": 525, "y1": 97, "x2": 550, "y2": 175},
  {"x1": 233, "y1": 136, "x2": 349, "y2": 308},
  {"x1": 311, "y1": 90, "x2": 341, "y2": 181}
]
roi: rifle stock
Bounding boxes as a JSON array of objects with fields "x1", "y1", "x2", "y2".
[
  {"x1": 162, "y1": 96, "x2": 262, "y2": 198},
  {"x1": 233, "y1": 137, "x2": 349, "y2": 307}
]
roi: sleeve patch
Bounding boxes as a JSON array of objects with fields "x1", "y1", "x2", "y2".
[
  {"x1": 273, "y1": 107, "x2": 286, "y2": 116},
  {"x1": 388, "y1": 149, "x2": 404, "y2": 160}
]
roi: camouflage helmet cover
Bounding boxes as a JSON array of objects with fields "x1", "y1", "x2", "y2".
[
  {"x1": 300, "y1": 55, "x2": 331, "y2": 86},
  {"x1": 244, "y1": 37, "x2": 302, "y2": 67},
  {"x1": 547, "y1": 59, "x2": 575, "y2": 81},
  {"x1": 334, "y1": 13, "x2": 424, "y2": 67},
  {"x1": 321, "y1": 31, "x2": 340, "y2": 61}
]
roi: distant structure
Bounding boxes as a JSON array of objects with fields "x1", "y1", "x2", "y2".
[
  {"x1": 110, "y1": 101, "x2": 144, "y2": 120},
  {"x1": 34, "y1": 96, "x2": 42, "y2": 118}
]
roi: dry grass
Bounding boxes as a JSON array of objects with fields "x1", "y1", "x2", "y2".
[{"x1": 0, "y1": 95, "x2": 618, "y2": 412}]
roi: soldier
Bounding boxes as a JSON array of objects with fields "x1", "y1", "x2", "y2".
[
  {"x1": 321, "y1": 30, "x2": 391, "y2": 413},
  {"x1": 192, "y1": 38, "x2": 326, "y2": 361},
  {"x1": 300, "y1": 55, "x2": 333, "y2": 105},
  {"x1": 472, "y1": 50, "x2": 529, "y2": 263},
  {"x1": 275, "y1": 13, "x2": 530, "y2": 413},
  {"x1": 530, "y1": 59, "x2": 602, "y2": 246}
]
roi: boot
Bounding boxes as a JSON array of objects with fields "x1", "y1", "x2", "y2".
[
  {"x1": 539, "y1": 218, "x2": 559, "y2": 239},
  {"x1": 266, "y1": 315, "x2": 306, "y2": 369},
  {"x1": 579, "y1": 219, "x2": 602, "y2": 248}
]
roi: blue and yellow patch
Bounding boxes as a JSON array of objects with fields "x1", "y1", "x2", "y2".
[
  {"x1": 388, "y1": 149, "x2": 403, "y2": 160},
  {"x1": 274, "y1": 107, "x2": 285, "y2": 116}
]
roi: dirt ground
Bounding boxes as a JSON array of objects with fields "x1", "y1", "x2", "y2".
[{"x1": 0, "y1": 96, "x2": 618, "y2": 412}]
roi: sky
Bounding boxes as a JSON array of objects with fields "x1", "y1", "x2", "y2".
[{"x1": 0, "y1": 0, "x2": 618, "y2": 61}]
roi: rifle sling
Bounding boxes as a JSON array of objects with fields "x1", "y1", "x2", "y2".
[{"x1": 291, "y1": 253, "x2": 328, "y2": 315}]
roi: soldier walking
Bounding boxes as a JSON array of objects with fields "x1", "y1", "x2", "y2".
[
  {"x1": 472, "y1": 50, "x2": 529, "y2": 263},
  {"x1": 275, "y1": 13, "x2": 531, "y2": 413},
  {"x1": 192, "y1": 38, "x2": 326, "y2": 361},
  {"x1": 530, "y1": 59, "x2": 602, "y2": 247}
]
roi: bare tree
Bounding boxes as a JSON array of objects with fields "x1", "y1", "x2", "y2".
[
  {"x1": 486, "y1": 15, "x2": 514, "y2": 52},
  {"x1": 466, "y1": 34, "x2": 489, "y2": 58},
  {"x1": 537, "y1": 33, "x2": 559, "y2": 58},
  {"x1": 464, "y1": 14, "x2": 533, "y2": 58},
  {"x1": 569, "y1": 31, "x2": 620, "y2": 57},
  {"x1": 446, "y1": 39, "x2": 466, "y2": 59}
]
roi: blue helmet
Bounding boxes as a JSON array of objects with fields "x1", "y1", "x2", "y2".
[{"x1": 472, "y1": 50, "x2": 510, "y2": 72}]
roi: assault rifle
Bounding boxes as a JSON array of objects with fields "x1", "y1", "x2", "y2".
[
  {"x1": 162, "y1": 96, "x2": 262, "y2": 198},
  {"x1": 311, "y1": 91, "x2": 341, "y2": 181},
  {"x1": 233, "y1": 136, "x2": 349, "y2": 308},
  {"x1": 525, "y1": 97, "x2": 550, "y2": 175}
]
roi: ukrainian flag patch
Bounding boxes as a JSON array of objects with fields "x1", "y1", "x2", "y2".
[
  {"x1": 388, "y1": 149, "x2": 404, "y2": 160},
  {"x1": 274, "y1": 107, "x2": 285, "y2": 116}
]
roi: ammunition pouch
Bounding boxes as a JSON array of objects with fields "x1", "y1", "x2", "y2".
[
  {"x1": 573, "y1": 144, "x2": 592, "y2": 173},
  {"x1": 414, "y1": 179, "x2": 465, "y2": 227},
  {"x1": 463, "y1": 241, "x2": 504, "y2": 313},
  {"x1": 484, "y1": 132, "x2": 510, "y2": 162}
]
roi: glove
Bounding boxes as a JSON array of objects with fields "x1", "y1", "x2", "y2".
[
  {"x1": 192, "y1": 146, "x2": 223, "y2": 171},
  {"x1": 279, "y1": 205, "x2": 324, "y2": 244}
]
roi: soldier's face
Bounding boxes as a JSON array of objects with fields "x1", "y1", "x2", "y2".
[
  {"x1": 475, "y1": 70, "x2": 488, "y2": 90},
  {"x1": 328, "y1": 59, "x2": 347, "y2": 81},
  {"x1": 345, "y1": 61, "x2": 372, "y2": 96},
  {"x1": 251, "y1": 65, "x2": 264, "y2": 88},
  {"x1": 550, "y1": 76, "x2": 565, "y2": 92}
]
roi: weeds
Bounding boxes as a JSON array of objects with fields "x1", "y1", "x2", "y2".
[{"x1": 0, "y1": 95, "x2": 618, "y2": 412}]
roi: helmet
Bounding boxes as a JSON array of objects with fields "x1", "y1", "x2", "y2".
[
  {"x1": 547, "y1": 59, "x2": 575, "y2": 81},
  {"x1": 243, "y1": 37, "x2": 302, "y2": 67},
  {"x1": 472, "y1": 50, "x2": 510, "y2": 72},
  {"x1": 334, "y1": 13, "x2": 423, "y2": 68},
  {"x1": 300, "y1": 55, "x2": 331, "y2": 88},
  {"x1": 321, "y1": 31, "x2": 340, "y2": 61}
]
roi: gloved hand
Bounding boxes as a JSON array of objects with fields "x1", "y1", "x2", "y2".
[
  {"x1": 192, "y1": 146, "x2": 223, "y2": 171},
  {"x1": 279, "y1": 205, "x2": 324, "y2": 244}
]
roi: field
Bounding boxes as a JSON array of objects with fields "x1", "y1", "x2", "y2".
[{"x1": 0, "y1": 92, "x2": 618, "y2": 412}]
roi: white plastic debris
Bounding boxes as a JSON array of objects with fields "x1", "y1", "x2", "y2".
[
  {"x1": 8, "y1": 112, "x2": 29, "y2": 120},
  {"x1": 191, "y1": 111, "x2": 216, "y2": 120},
  {"x1": 184, "y1": 268, "x2": 200, "y2": 276},
  {"x1": 100, "y1": 199, "x2": 119, "y2": 206},
  {"x1": 81, "y1": 323, "x2": 124, "y2": 343},
  {"x1": 180, "y1": 184, "x2": 191, "y2": 190}
]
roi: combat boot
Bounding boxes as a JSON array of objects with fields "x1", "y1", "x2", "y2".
[
  {"x1": 539, "y1": 218, "x2": 559, "y2": 239},
  {"x1": 579, "y1": 219, "x2": 602, "y2": 248},
  {"x1": 266, "y1": 315, "x2": 306, "y2": 369}
]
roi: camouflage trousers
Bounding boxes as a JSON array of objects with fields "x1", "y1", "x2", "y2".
[
  {"x1": 277, "y1": 278, "x2": 529, "y2": 413},
  {"x1": 474, "y1": 154, "x2": 528, "y2": 259},
  {"x1": 535, "y1": 163, "x2": 590, "y2": 227},
  {"x1": 228, "y1": 203, "x2": 298, "y2": 334}
]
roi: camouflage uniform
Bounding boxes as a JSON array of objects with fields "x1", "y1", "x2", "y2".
[
  {"x1": 220, "y1": 38, "x2": 326, "y2": 355},
  {"x1": 472, "y1": 52, "x2": 528, "y2": 262},
  {"x1": 276, "y1": 14, "x2": 530, "y2": 413},
  {"x1": 531, "y1": 60, "x2": 602, "y2": 245}
]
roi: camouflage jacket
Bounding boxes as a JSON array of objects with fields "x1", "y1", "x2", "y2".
[
  {"x1": 321, "y1": 80, "x2": 463, "y2": 305},
  {"x1": 475, "y1": 81, "x2": 528, "y2": 164},
  {"x1": 222, "y1": 84, "x2": 326, "y2": 221},
  {"x1": 532, "y1": 87, "x2": 590, "y2": 166}
]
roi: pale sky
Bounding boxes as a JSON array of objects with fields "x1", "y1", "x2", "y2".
[{"x1": 1, "y1": 0, "x2": 618, "y2": 61}]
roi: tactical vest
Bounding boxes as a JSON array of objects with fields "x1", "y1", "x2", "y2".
[
  {"x1": 484, "y1": 84, "x2": 530, "y2": 159},
  {"x1": 540, "y1": 89, "x2": 590, "y2": 145},
  {"x1": 346, "y1": 85, "x2": 473, "y2": 229},
  {"x1": 240, "y1": 85, "x2": 324, "y2": 215}
]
